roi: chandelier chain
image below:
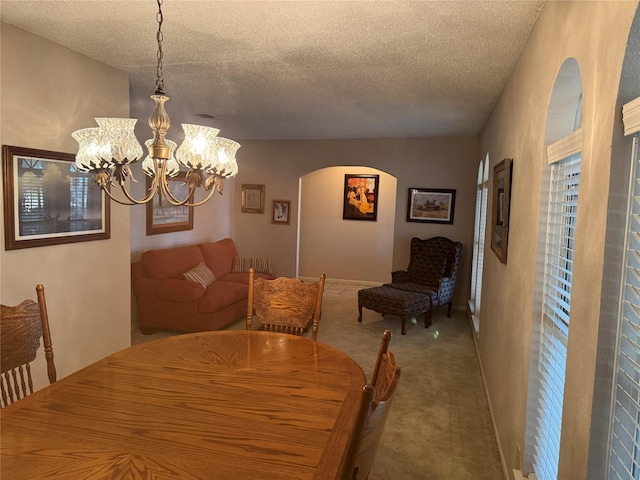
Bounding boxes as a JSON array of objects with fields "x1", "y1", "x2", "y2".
[{"x1": 155, "y1": 0, "x2": 165, "y2": 94}]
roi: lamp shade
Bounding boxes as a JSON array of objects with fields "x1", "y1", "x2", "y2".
[
  {"x1": 211, "y1": 137, "x2": 240, "y2": 178},
  {"x1": 95, "y1": 118, "x2": 144, "y2": 165},
  {"x1": 72, "y1": 127, "x2": 109, "y2": 172},
  {"x1": 176, "y1": 124, "x2": 220, "y2": 170}
]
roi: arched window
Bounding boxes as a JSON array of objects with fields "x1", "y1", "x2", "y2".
[
  {"x1": 523, "y1": 58, "x2": 583, "y2": 480},
  {"x1": 469, "y1": 154, "x2": 489, "y2": 332}
]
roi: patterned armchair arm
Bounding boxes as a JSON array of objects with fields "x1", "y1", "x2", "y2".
[
  {"x1": 391, "y1": 270, "x2": 410, "y2": 283},
  {"x1": 436, "y1": 275, "x2": 455, "y2": 305}
]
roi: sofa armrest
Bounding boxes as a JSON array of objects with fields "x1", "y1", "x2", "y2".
[
  {"x1": 133, "y1": 278, "x2": 204, "y2": 302},
  {"x1": 391, "y1": 270, "x2": 410, "y2": 283}
]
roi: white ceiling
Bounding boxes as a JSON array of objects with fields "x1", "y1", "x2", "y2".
[{"x1": 1, "y1": 0, "x2": 545, "y2": 140}]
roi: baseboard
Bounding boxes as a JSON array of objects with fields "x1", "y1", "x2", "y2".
[
  {"x1": 470, "y1": 316, "x2": 510, "y2": 480},
  {"x1": 299, "y1": 277, "x2": 382, "y2": 287}
]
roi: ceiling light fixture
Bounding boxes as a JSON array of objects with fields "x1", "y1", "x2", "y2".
[{"x1": 71, "y1": 0, "x2": 239, "y2": 206}]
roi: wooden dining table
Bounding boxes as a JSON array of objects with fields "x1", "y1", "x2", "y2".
[{"x1": 1, "y1": 330, "x2": 370, "y2": 479}]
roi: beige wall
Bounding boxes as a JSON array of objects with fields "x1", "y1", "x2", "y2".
[
  {"x1": 232, "y1": 137, "x2": 478, "y2": 307},
  {"x1": 300, "y1": 166, "x2": 396, "y2": 283},
  {"x1": 477, "y1": 2, "x2": 638, "y2": 479},
  {"x1": 0, "y1": 23, "x2": 132, "y2": 387}
]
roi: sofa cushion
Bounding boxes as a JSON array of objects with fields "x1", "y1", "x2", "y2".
[
  {"x1": 198, "y1": 281, "x2": 248, "y2": 313},
  {"x1": 231, "y1": 256, "x2": 273, "y2": 275},
  {"x1": 183, "y1": 263, "x2": 215, "y2": 289},
  {"x1": 142, "y1": 245, "x2": 205, "y2": 279},
  {"x1": 199, "y1": 238, "x2": 239, "y2": 279}
]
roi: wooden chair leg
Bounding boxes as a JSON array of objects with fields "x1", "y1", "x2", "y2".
[
  {"x1": 400, "y1": 316, "x2": 407, "y2": 335},
  {"x1": 357, "y1": 303, "x2": 363, "y2": 323},
  {"x1": 424, "y1": 310, "x2": 432, "y2": 328},
  {"x1": 447, "y1": 302, "x2": 453, "y2": 317}
]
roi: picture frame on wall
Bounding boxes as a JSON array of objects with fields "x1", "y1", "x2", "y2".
[
  {"x1": 272, "y1": 200, "x2": 291, "y2": 224},
  {"x1": 2, "y1": 144, "x2": 110, "y2": 250},
  {"x1": 491, "y1": 158, "x2": 513, "y2": 264},
  {"x1": 343, "y1": 174, "x2": 379, "y2": 221},
  {"x1": 146, "y1": 172, "x2": 194, "y2": 235},
  {"x1": 241, "y1": 184, "x2": 265, "y2": 213},
  {"x1": 406, "y1": 188, "x2": 456, "y2": 224}
]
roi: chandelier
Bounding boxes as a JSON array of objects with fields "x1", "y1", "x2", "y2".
[{"x1": 71, "y1": 0, "x2": 239, "y2": 206}]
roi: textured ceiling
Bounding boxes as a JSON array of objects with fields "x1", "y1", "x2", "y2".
[{"x1": 1, "y1": 0, "x2": 545, "y2": 140}]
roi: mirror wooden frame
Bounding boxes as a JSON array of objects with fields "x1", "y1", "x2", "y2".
[{"x1": 491, "y1": 158, "x2": 513, "y2": 264}]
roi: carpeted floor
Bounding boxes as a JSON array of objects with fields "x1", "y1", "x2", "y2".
[{"x1": 132, "y1": 282, "x2": 504, "y2": 479}]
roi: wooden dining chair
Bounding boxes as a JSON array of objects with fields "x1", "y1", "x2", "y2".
[
  {"x1": 246, "y1": 268, "x2": 327, "y2": 340},
  {"x1": 352, "y1": 329, "x2": 402, "y2": 480},
  {"x1": 1, "y1": 284, "x2": 57, "y2": 407}
]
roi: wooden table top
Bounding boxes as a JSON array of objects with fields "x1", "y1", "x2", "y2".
[{"x1": 1, "y1": 330, "x2": 367, "y2": 480}]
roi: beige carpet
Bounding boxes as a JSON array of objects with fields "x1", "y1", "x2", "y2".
[{"x1": 132, "y1": 282, "x2": 504, "y2": 479}]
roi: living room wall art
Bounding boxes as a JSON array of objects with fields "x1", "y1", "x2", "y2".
[
  {"x1": 491, "y1": 158, "x2": 513, "y2": 264},
  {"x1": 241, "y1": 184, "x2": 265, "y2": 213},
  {"x1": 146, "y1": 171, "x2": 194, "y2": 235},
  {"x1": 406, "y1": 188, "x2": 456, "y2": 224},
  {"x1": 2, "y1": 145, "x2": 110, "y2": 250},
  {"x1": 343, "y1": 174, "x2": 379, "y2": 221},
  {"x1": 272, "y1": 200, "x2": 290, "y2": 224}
]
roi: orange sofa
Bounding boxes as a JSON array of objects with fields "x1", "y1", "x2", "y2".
[{"x1": 131, "y1": 238, "x2": 275, "y2": 334}]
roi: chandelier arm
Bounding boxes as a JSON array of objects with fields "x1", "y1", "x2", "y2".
[
  {"x1": 102, "y1": 172, "x2": 161, "y2": 206},
  {"x1": 160, "y1": 175, "x2": 198, "y2": 206},
  {"x1": 182, "y1": 184, "x2": 221, "y2": 207}
]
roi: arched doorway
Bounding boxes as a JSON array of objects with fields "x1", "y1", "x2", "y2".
[{"x1": 297, "y1": 166, "x2": 397, "y2": 283}]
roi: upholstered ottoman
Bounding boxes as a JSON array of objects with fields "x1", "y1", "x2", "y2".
[{"x1": 357, "y1": 286, "x2": 432, "y2": 335}]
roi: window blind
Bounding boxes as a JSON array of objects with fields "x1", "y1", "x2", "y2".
[
  {"x1": 532, "y1": 153, "x2": 581, "y2": 480},
  {"x1": 609, "y1": 135, "x2": 640, "y2": 480},
  {"x1": 470, "y1": 157, "x2": 489, "y2": 331}
]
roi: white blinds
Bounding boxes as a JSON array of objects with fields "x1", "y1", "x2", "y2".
[
  {"x1": 532, "y1": 153, "x2": 581, "y2": 480},
  {"x1": 609, "y1": 135, "x2": 640, "y2": 480},
  {"x1": 470, "y1": 158, "x2": 489, "y2": 330}
]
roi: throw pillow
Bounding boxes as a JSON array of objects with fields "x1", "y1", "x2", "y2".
[
  {"x1": 183, "y1": 263, "x2": 215, "y2": 289},
  {"x1": 231, "y1": 256, "x2": 273, "y2": 275}
]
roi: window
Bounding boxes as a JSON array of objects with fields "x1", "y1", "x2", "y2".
[
  {"x1": 469, "y1": 155, "x2": 489, "y2": 332},
  {"x1": 609, "y1": 128, "x2": 640, "y2": 480},
  {"x1": 529, "y1": 152, "x2": 580, "y2": 480}
]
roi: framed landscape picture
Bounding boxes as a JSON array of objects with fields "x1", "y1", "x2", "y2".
[
  {"x1": 2, "y1": 145, "x2": 110, "y2": 250},
  {"x1": 343, "y1": 174, "x2": 379, "y2": 221},
  {"x1": 146, "y1": 172, "x2": 194, "y2": 235},
  {"x1": 406, "y1": 188, "x2": 456, "y2": 224}
]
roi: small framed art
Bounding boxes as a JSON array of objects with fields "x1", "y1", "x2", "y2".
[
  {"x1": 272, "y1": 200, "x2": 290, "y2": 224},
  {"x1": 241, "y1": 184, "x2": 265, "y2": 213},
  {"x1": 406, "y1": 188, "x2": 456, "y2": 224}
]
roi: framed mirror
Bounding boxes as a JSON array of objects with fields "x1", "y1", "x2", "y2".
[{"x1": 491, "y1": 158, "x2": 513, "y2": 264}]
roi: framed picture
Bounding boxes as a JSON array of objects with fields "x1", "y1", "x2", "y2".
[
  {"x1": 406, "y1": 188, "x2": 456, "y2": 224},
  {"x1": 2, "y1": 145, "x2": 110, "y2": 250},
  {"x1": 272, "y1": 200, "x2": 291, "y2": 224},
  {"x1": 241, "y1": 184, "x2": 265, "y2": 213},
  {"x1": 343, "y1": 174, "x2": 379, "y2": 221},
  {"x1": 491, "y1": 158, "x2": 513, "y2": 264},
  {"x1": 146, "y1": 172, "x2": 194, "y2": 235}
]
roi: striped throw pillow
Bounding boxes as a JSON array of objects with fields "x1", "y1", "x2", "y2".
[
  {"x1": 231, "y1": 256, "x2": 273, "y2": 275},
  {"x1": 183, "y1": 263, "x2": 215, "y2": 289}
]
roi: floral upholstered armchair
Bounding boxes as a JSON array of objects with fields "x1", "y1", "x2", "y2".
[{"x1": 385, "y1": 236, "x2": 462, "y2": 318}]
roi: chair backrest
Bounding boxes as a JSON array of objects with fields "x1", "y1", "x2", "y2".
[
  {"x1": 353, "y1": 329, "x2": 401, "y2": 480},
  {"x1": 1, "y1": 284, "x2": 56, "y2": 407},
  {"x1": 246, "y1": 268, "x2": 326, "y2": 340}
]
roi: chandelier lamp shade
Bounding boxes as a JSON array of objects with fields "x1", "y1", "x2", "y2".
[{"x1": 71, "y1": 0, "x2": 239, "y2": 207}]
